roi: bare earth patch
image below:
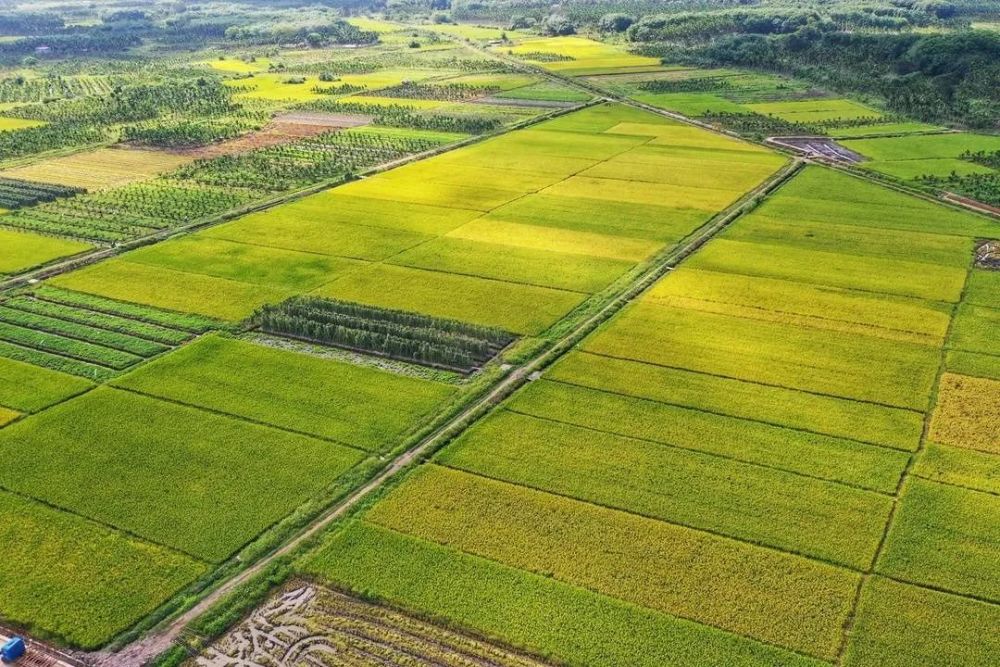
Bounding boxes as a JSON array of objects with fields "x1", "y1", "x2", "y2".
[{"x1": 174, "y1": 112, "x2": 372, "y2": 159}]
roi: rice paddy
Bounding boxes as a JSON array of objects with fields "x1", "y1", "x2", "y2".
[
  {"x1": 304, "y1": 160, "x2": 1000, "y2": 666},
  {"x1": 2, "y1": 19, "x2": 997, "y2": 665}
]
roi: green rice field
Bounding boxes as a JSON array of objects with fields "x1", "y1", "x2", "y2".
[{"x1": 0, "y1": 18, "x2": 997, "y2": 666}]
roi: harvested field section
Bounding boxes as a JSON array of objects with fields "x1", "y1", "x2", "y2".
[
  {"x1": 439, "y1": 410, "x2": 891, "y2": 568},
  {"x1": 0, "y1": 388, "x2": 364, "y2": 562},
  {"x1": 0, "y1": 490, "x2": 206, "y2": 649},
  {"x1": 927, "y1": 373, "x2": 1000, "y2": 454},
  {"x1": 114, "y1": 335, "x2": 454, "y2": 450},
  {"x1": 305, "y1": 522, "x2": 823, "y2": 667},
  {"x1": 198, "y1": 583, "x2": 552, "y2": 667},
  {"x1": 877, "y1": 479, "x2": 1000, "y2": 602},
  {"x1": 843, "y1": 577, "x2": 1000, "y2": 667},
  {"x1": 1, "y1": 147, "x2": 191, "y2": 191},
  {"x1": 548, "y1": 351, "x2": 924, "y2": 450},
  {"x1": 507, "y1": 379, "x2": 908, "y2": 492},
  {"x1": 368, "y1": 465, "x2": 859, "y2": 658}
]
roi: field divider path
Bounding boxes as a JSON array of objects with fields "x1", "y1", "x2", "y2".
[
  {"x1": 94, "y1": 155, "x2": 805, "y2": 667},
  {"x1": 832, "y1": 254, "x2": 976, "y2": 664}
]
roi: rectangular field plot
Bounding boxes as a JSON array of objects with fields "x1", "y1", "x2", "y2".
[
  {"x1": 913, "y1": 442, "x2": 1000, "y2": 496},
  {"x1": 1, "y1": 147, "x2": 191, "y2": 191},
  {"x1": 367, "y1": 465, "x2": 859, "y2": 659},
  {"x1": 114, "y1": 335, "x2": 454, "y2": 451},
  {"x1": 648, "y1": 268, "x2": 952, "y2": 345},
  {"x1": 877, "y1": 479, "x2": 1000, "y2": 602},
  {"x1": 508, "y1": 379, "x2": 908, "y2": 492},
  {"x1": 505, "y1": 37, "x2": 662, "y2": 76},
  {"x1": 548, "y1": 351, "x2": 924, "y2": 450},
  {"x1": 541, "y1": 175, "x2": 745, "y2": 211},
  {"x1": 950, "y1": 304, "x2": 1000, "y2": 358},
  {"x1": 746, "y1": 98, "x2": 882, "y2": 123},
  {"x1": 446, "y1": 218, "x2": 659, "y2": 262},
  {"x1": 0, "y1": 228, "x2": 91, "y2": 275},
  {"x1": 723, "y1": 213, "x2": 974, "y2": 268},
  {"x1": 202, "y1": 209, "x2": 433, "y2": 260},
  {"x1": 306, "y1": 522, "x2": 822, "y2": 667},
  {"x1": 583, "y1": 303, "x2": 940, "y2": 410},
  {"x1": 841, "y1": 132, "x2": 1000, "y2": 162},
  {"x1": 483, "y1": 194, "x2": 710, "y2": 242},
  {"x1": 843, "y1": 577, "x2": 1000, "y2": 667},
  {"x1": 0, "y1": 388, "x2": 364, "y2": 562},
  {"x1": 313, "y1": 264, "x2": 586, "y2": 335},
  {"x1": 387, "y1": 236, "x2": 633, "y2": 293},
  {"x1": 52, "y1": 259, "x2": 294, "y2": 321},
  {"x1": 928, "y1": 373, "x2": 1000, "y2": 454},
  {"x1": 439, "y1": 410, "x2": 891, "y2": 568},
  {"x1": 0, "y1": 490, "x2": 206, "y2": 649},
  {"x1": 686, "y1": 238, "x2": 967, "y2": 302},
  {"x1": 121, "y1": 236, "x2": 365, "y2": 291}
]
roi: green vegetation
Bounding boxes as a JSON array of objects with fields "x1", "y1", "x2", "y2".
[
  {"x1": 440, "y1": 410, "x2": 891, "y2": 568},
  {"x1": 305, "y1": 522, "x2": 824, "y2": 667},
  {"x1": 113, "y1": 334, "x2": 455, "y2": 451},
  {"x1": 0, "y1": 490, "x2": 206, "y2": 649},
  {"x1": 0, "y1": 387, "x2": 363, "y2": 562},
  {"x1": 254, "y1": 297, "x2": 515, "y2": 372}
]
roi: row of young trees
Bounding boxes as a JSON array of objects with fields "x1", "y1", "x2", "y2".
[
  {"x1": 255, "y1": 297, "x2": 514, "y2": 371},
  {"x1": 0, "y1": 176, "x2": 84, "y2": 210}
]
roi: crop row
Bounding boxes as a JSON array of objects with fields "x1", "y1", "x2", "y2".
[
  {"x1": 1, "y1": 180, "x2": 259, "y2": 243},
  {"x1": 173, "y1": 129, "x2": 447, "y2": 192},
  {"x1": 368, "y1": 464, "x2": 858, "y2": 658},
  {"x1": 34, "y1": 286, "x2": 217, "y2": 333},
  {"x1": 255, "y1": 296, "x2": 513, "y2": 371},
  {"x1": 368, "y1": 82, "x2": 500, "y2": 101},
  {"x1": 0, "y1": 75, "x2": 114, "y2": 104},
  {"x1": 0, "y1": 176, "x2": 84, "y2": 210}
]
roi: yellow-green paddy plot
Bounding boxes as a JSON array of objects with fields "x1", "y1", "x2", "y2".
[
  {"x1": 0, "y1": 387, "x2": 363, "y2": 562},
  {"x1": 0, "y1": 227, "x2": 91, "y2": 275},
  {"x1": 52, "y1": 103, "x2": 785, "y2": 331},
  {"x1": 844, "y1": 577, "x2": 1000, "y2": 667},
  {"x1": 842, "y1": 132, "x2": 1000, "y2": 183},
  {"x1": 113, "y1": 334, "x2": 455, "y2": 451},
  {"x1": 0, "y1": 490, "x2": 206, "y2": 648},
  {"x1": 300, "y1": 160, "x2": 1000, "y2": 666},
  {"x1": 0, "y1": 117, "x2": 45, "y2": 131},
  {"x1": 746, "y1": 98, "x2": 882, "y2": 124},
  {"x1": 505, "y1": 36, "x2": 663, "y2": 76},
  {"x1": 0, "y1": 356, "x2": 92, "y2": 413}
]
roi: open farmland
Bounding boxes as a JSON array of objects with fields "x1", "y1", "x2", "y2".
[
  {"x1": 1, "y1": 147, "x2": 193, "y2": 191},
  {"x1": 53, "y1": 103, "x2": 787, "y2": 331},
  {"x1": 304, "y1": 163, "x2": 1000, "y2": 667},
  {"x1": 0, "y1": 4, "x2": 998, "y2": 666}
]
